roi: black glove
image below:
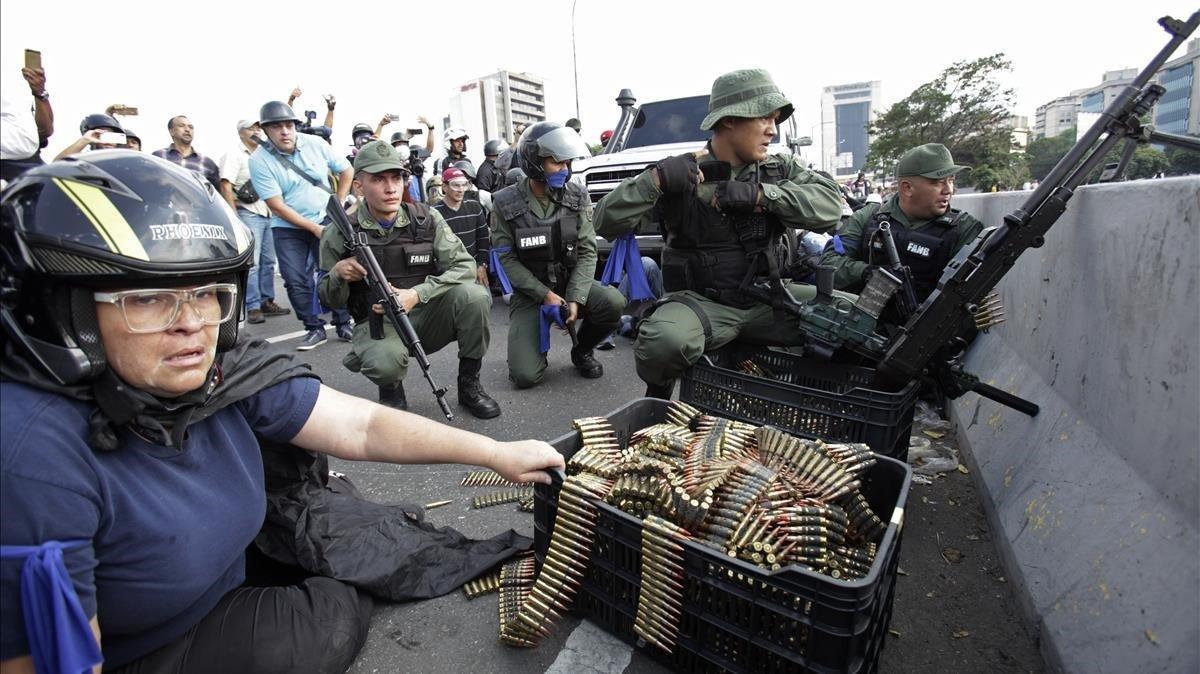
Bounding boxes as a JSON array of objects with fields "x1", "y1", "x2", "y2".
[
  {"x1": 714, "y1": 180, "x2": 759, "y2": 214},
  {"x1": 655, "y1": 153, "x2": 699, "y2": 194}
]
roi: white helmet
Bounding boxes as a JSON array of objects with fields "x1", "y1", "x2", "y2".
[{"x1": 443, "y1": 128, "x2": 469, "y2": 153}]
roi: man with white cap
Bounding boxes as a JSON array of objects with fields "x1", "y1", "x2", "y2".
[{"x1": 219, "y1": 119, "x2": 290, "y2": 324}]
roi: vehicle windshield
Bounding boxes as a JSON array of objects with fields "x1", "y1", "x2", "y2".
[{"x1": 623, "y1": 96, "x2": 710, "y2": 149}]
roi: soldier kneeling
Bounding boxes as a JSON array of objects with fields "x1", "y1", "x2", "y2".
[{"x1": 319, "y1": 141, "x2": 501, "y2": 418}]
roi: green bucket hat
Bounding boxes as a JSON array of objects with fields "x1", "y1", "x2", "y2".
[
  {"x1": 353, "y1": 140, "x2": 410, "y2": 174},
  {"x1": 700, "y1": 69, "x2": 794, "y2": 131},
  {"x1": 896, "y1": 143, "x2": 970, "y2": 179}
]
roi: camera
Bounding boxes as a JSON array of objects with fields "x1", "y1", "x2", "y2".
[{"x1": 298, "y1": 110, "x2": 331, "y2": 142}]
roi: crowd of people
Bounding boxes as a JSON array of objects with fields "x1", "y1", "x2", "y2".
[{"x1": 0, "y1": 59, "x2": 987, "y2": 673}]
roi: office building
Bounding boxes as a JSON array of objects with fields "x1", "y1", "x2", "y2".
[{"x1": 820, "y1": 81, "x2": 882, "y2": 179}]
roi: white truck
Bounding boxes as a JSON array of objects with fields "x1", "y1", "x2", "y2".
[{"x1": 576, "y1": 89, "x2": 811, "y2": 260}]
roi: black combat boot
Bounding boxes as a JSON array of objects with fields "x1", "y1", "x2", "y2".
[
  {"x1": 378, "y1": 382, "x2": 408, "y2": 410},
  {"x1": 570, "y1": 320, "x2": 611, "y2": 379},
  {"x1": 644, "y1": 380, "x2": 676, "y2": 400},
  {"x1": 458, "y1": 358, "x2": 501, "y2": 419},
  {"x1": 570, "y1": 347, "x2": 603, "y2": 378}
]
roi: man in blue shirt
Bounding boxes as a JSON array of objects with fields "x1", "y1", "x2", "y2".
[
  {"x1": 249, "y1": 101, "x2": 355, "y2": 350},
  {"x1": 0, "y1": 151, "x2": 564, "y2": 673}
]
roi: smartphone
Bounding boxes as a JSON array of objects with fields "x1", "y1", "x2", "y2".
[
  {"x1": 98, "y1": 132, "x2": 127, "y2": 146},
  {"x1": 116, "y1": 105, "x2": 139, "y2": 116},
  {"x1": 407, "y1": 127, "x2": 425, "y2": 136},
  {"x1": 24, "y1": 49, "x2": 41, "y2": 70},
  {"x1": 700, "y1": 160, "x2": 732, "y2": 182},
  {"x1": 386, "y1": 113, "x2": 401, "y2": 122}
]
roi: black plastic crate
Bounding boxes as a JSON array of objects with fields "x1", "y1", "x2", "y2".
[
  {"x1": 679, "y1": 346, "x2": 919, "y2": 461},
  {"x1": 533, "y1": 398, "x2": 911, "y2": 674}
]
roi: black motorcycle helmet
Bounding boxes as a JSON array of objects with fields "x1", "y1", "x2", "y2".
[
  {"x1": 516, "y1": 122, "x2": 589, "y2": 182},
  {"x1": 79, "y1": 113, "x2": 122, "y2": 135},
  {"x1": 258, "y1": 100, "x2": 303, "y2": 126},
  {"x1": 452, "y1": 159, "x2": 477, "y2": 182},
  {"x1": 0, "y1": 151, "x2": 254, "y2": 385},
  {"x1": 351, "y1": 124, "x2": 375, "y2": 150},
  {"x1": 483, "y1": 139, "x2": 506, "y2": 157}
]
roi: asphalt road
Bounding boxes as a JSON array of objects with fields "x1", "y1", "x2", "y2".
[{"x1": 244, "y1": 281, "x2": 1045, "y2": 673}]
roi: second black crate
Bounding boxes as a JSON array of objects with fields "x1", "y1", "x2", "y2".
[{"x1": 679, "y1": 345, "x2": 919, "y2": 460}]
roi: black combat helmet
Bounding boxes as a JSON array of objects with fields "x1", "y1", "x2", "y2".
[
  {"x1": 79, "y1": 113, "x2": 122, "y2": 135},
  {"x1": 483, "y1": 139, "x2": 507, "y2": 157},
  {"x1": 0, "y1": 151, "x2": 254, "y2": 385},
  {"x1": 258, "y1": 101, "x2": 303, "y2": 125},
  {"x1": 516, "y1": 121, "x2": 590, "y2": 181},
  {"x1": 452, "y1": 159, "x2": 477, "y2": 181}
]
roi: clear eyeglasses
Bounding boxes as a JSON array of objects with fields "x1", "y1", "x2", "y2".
[{"x1": 93, "y1": 283, "x2": 239, "y2": 333}]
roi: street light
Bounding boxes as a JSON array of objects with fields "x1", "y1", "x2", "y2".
[{"x1": 571, "y1": 0, "x2": 581, "y2": 120}]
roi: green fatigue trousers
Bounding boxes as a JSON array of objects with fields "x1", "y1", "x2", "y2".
[
  {"x1": 507, "y1": 280, "x2": 626, "y2": 389},
  {"x1": 633, "y1": 284, "x2": 856, "y2": 386},
  {"x1": 344, "y1": 283, "x2": 491, "y2": 387}
]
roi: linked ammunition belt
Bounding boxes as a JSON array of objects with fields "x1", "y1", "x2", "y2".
[{"x1": 487, "y1": 401, "x2": 887, "y2": 653}]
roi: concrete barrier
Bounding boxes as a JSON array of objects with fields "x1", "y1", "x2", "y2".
[{"x1": 948, "y1": 177, "x2": 1199, "y2": 674}]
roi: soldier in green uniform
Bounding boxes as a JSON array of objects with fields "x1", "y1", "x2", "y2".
[
  {"x1": 318, "y1": 140, "x2": 501, "y2": 418},
  {"x1": 593, "y1": 69, "x2": 845, "y2": 398},
  {"x1": 819, "y1": 143, "x2": 983, "y2": 303},
  {"x1": 491, "y1": 121, "x2": 626, "y2": 388}
]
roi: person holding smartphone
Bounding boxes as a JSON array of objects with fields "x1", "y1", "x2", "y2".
[
  {"x1": 0, "y1": 50, "x2": 54, "y2": 181},
  {"x1": 53, "y1": 113, "x2": 126, "y2": 160}
]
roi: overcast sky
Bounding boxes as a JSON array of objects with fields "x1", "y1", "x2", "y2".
[{"x1": 2, "y1": 0, "x2": 1196, "y2": 163}]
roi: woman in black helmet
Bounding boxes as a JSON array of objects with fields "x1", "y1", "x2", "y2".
[{"x1": 0, "y1": 151, "x2": 563, "y2": 673}]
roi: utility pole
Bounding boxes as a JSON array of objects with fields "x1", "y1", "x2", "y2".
[{"x1": 572, "y1": 0, "x2": 581, "y2": 120}]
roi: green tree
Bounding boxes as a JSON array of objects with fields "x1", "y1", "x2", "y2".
[
  {"x1": 864, "y1": 54, "x2": 1018, "y2": 190},
  {"x1": 1165, "y1": 143, "x2": 1200, "y2": 175},
  {"x1": 1025, "y1": 129, "x2": 1075, "y2": 181}
]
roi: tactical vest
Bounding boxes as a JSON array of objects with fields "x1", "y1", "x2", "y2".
[
  {"x1": 659, "y1": 160, "x2": 786, "y2": 308},
  {"x1": 863, "y1": 207, "x2": 962, "y2": 301},
  {"x1": 493, "y1": 181, "x2": 584, "y2": 292},
  {"x1": 345, "y1": 202, "x2": 436, "y2": 321}
]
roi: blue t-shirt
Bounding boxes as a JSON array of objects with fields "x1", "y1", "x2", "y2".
[
  {"x1": 0, "y1": 376, "x2": 321, "y2": 668},
  {"x1": 247, "y1": 134, "x2": 350, "y2": 230}
]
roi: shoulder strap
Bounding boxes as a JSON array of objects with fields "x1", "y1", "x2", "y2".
[
  {"x1": 559, "y1": 181, "x2": 586, "y2": 211},
  {"x1": 268, "y1": 146, "x2": 332, "y2": 194},
  {"x1": 493, "y1": 185, "x2": 528, "y2": 221},
  {"x1": 402, "y1": 202, "x2": 431, "y2": 238}
]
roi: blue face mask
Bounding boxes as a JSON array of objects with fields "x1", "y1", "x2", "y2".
[{"x1": 546, "y1": 169, "x2": 570, "y2": 189}]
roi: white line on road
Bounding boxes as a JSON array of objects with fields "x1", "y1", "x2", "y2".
[
  {"x1": 265, "y1": 329, "x2": 310, "y2": 344},
  {"x1": 544, "y1": 620, "x2": 632, "y2": 674}
]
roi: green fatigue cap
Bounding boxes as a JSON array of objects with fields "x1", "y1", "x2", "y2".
[
  {"x1": 896, "y1": 143, "x2": 970, "y2": 179},
  {"x1": 700, "y1": 69, "x2": 794, "y2": 131},
  {"x1": 353, "y1": 140, "x2": 409, "y2": 174}
]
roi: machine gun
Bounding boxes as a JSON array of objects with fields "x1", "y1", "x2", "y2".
[
  {"x1": 326, "y1": 195, "x2": 455, "y2": 421},
  {"x1": 746, "y1": 11, "x2": 1199, "y2": 417}
]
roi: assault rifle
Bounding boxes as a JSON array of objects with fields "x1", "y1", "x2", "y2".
[
  {"x1": 746, "y1": 11, "x2": 1199, "y2": 417},
  {"x1": 326, "y1": 195, "x2": 454, "y2": 421}
]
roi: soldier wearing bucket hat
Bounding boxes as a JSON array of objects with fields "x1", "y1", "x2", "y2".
[
  {"x1": 819, "y1": 143, "x2": 983, "y2": 308},
  {"x1": 317, "y1": 140, "x2": 501, "y2": 418},
  {"x1": 594, "y1": 68, "x2": 846, "y2": 399}
]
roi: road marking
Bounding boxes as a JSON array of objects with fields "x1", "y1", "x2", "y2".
[
  {"x1": 544, "y1": 620, "x2": 632, "y2": 674},
  {"x1": 265, "y1": 329, "x2": 310, "y2": 344}
]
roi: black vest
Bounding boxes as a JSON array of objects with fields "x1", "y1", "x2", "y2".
[
  {"x1": 862, "y1": 207, "x2": 962, "y2": 301},
  {"x1": 346, "y1": 203, "x2": 435, "y2": 321},
  {"x1": 493, "y1": 182, "x2": 584, "y2": 292},
  {"x1": 659, "y1": 160, "x2": 786, "y2": 308}
]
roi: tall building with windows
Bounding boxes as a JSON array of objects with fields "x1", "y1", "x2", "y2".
[
  {"x1": 448, "y1": 70, "x2": 547, "y2": 156},
  {"x1": 820, "y1": 81, "x2": 882, "y2": 179},
  {"x1": 1034, "y1": 96, "x2": 1082, "y2": 139},
  {"x1": 1033, "y1": 38, "x2": 1199, "y2": 139},
  {"x1": 1156, "y1": 38, "x2": 1199, "y2": 136}
]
